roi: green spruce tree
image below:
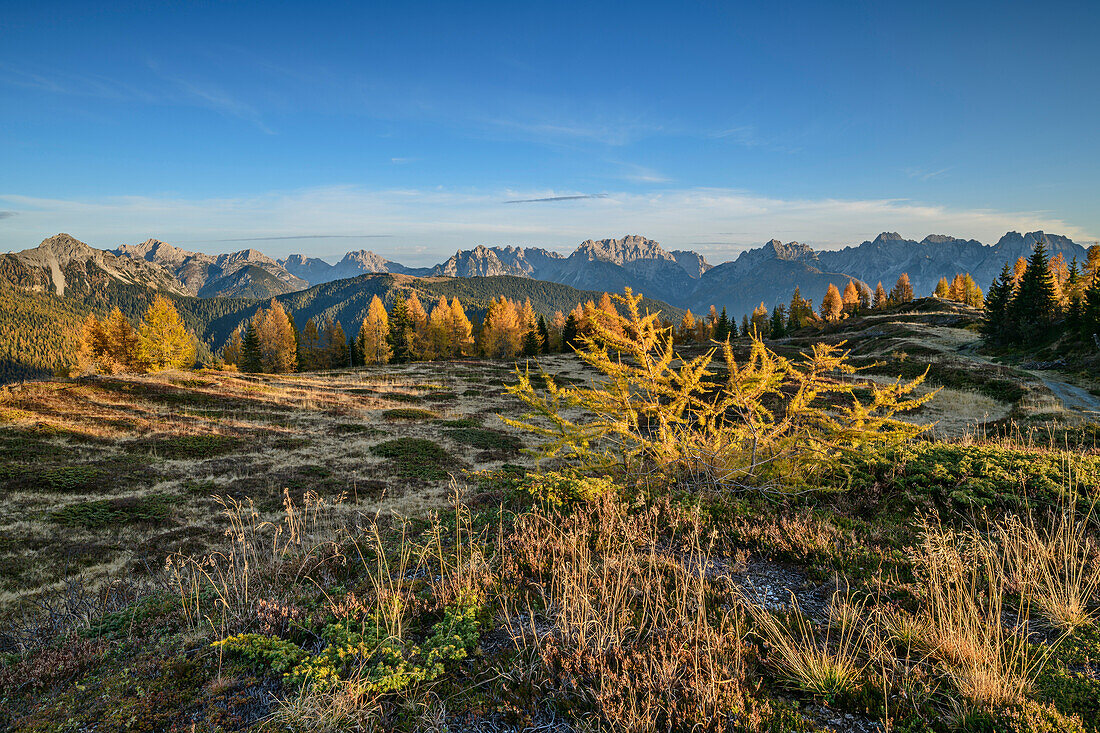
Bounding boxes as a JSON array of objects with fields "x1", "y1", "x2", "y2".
[
  {"x1": 240, "y1": 320, "x2": 262, "y2": 373},
  {"x1": 715, "y1": 307, "x2": 731, "y2": 341},
  {"x1": 1082, "y1": 269, "x2": 1100, "y2": 341},
  {"x1": 388, "y1": 293, "x2": 411, "y2": 362},
  {"x1": 981, "y1": 263, "x2": 1014, "y2": 346},
  {"x1": 1065, "y1": 258, "x2": 1083, "y2": 334},
  {"x1": 770, "y1": 305, "x2": 787, "y2": 339},
  {"x1": 1009, "y1": 241, "x2": 1060, "y2": 341},
  {"x1": 522, "y1": 327, "x2": 541, "y2": 356},
  {"x1": 561, "y1": 312, "x2": 579, "y2": 352},
  {"x1": 537, "y1": 315, "x2": 551, "y2": 354}
]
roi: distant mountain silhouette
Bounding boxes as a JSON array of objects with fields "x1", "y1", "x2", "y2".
[{"x1": 3, "y1": 230, "x2": 1090, "y2": 321}]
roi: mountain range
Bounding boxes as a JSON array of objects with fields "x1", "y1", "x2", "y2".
[{"x1": 2, "y1": 230, "x2": 1091, "y2": 321}]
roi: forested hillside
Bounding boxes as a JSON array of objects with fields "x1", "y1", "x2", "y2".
[
  {"x1": 276, "y1": 273, "x2": 684, "y2": 336},
  {"x1": 0, "y1": 272, "x2": 682, "y2": 382}
]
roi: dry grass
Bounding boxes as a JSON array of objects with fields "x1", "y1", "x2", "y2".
[
  {"x1": 0, "y1": 362, "x2": 535, "y2": 621},
  {"x1": 744, "y1": 587, "x2": 872, "y2": 701},
  {"x1": 167, "y1": 488, "x2": 347, "y2": 630},
  {"x1": 504, "y1": 493, "x2": 753, "y2": 731},
  {"x1": 1001, "y1": 488, "x2": 1100, "y2": 632},
  {"x1": 917, "y1": 520, "x2": 1047, "y2": 710}
]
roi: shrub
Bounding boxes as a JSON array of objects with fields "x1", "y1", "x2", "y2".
[
  {"x1": 371, "y1": 438, "x2": 456, "y2": 480},
  {"x1": 215, "y1": 601, "x2": 481, "y2": 697},
  {"x1": 134, "y1": 434, "x2": 244, "y2": 460},
  {"x1": 381, "y1": 407, "x2": 438, "y2": 421},
  {"x1": 51, "y1": 494, "x2": 174, "y2": 529},
  {"x1": 505, "y1": 288, "x2": 932, "y2": 494},
  {"x1": 383, "y1": 392, "x2": 423, "y2": 403},
  {"x1": 212, "y1": 633, "x2": 306, "y2": 674},
  {"x1": 444, "y1": 427, "x2": 522, "y2": 454},
  {"x1": 846, "y1": 443, "x2": 1100, "y2": 507},
  {"x1": 520, "y1": 471, "x2": 616, "y2": 508}
]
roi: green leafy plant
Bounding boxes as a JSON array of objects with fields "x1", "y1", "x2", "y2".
[
  {"x1": 214, "y1": 601, "x2": 481, "y2": 698},
  {"x1": 521, "y1": 470, "x2": 616, "y2": 508}
]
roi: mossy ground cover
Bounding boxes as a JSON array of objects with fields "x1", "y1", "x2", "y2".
[
  {"x1": 50, "y1": 493, "x2": 176, "y2": 529},
  {"x1": 371, "y1": 437, "x2": 460, "y2": 480},
  {"x1": 382, "y1": 407, "x2": 438, "y2": 421}
]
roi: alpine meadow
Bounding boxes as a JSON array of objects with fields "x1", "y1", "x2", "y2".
[{"x1": 2, "y1": 3, "x2": 1100, "y2": 732}]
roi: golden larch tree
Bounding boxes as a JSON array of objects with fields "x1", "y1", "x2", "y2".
[
  {"x1": 104, "y1": 307, "x2": 142, "y2": 372},
  {"x1": 679, "y1": 309, "x2": 697, "y2": 343},
  {"x1": 481, "y1": 297, "x2": 522, "y2": 359},
  {"x1": 256, "y1": 301, "x2": 298, "y2": 373},
  {"x1": 359, "y1": 295, "x2": 391, "y2": 364},
  {"x1": 74, "y1": 314, "x2": 111, "y2": 374},
  {"x1": 873, "y1": 282, "x2": 888, "y2": 309},
  {"x1": 137, "y1": 295, "x2": 196, "y2": 372},
  {"x1": 549, "y1": 309, "x2": 567, "y2": 352},
  {"x1": 405, "y1": 293, "x2": 429, "y2": 360},
  {"x1": 751, "y1": 303, "x2": 770, "y2": 334},
  {"x1": 448, "y1": 298, "x2": 474, "y2": 357},
  {"x1": 821, "y1": 283, "x2": 844, "y2": 321},
  {"x1": 842, "y1": 280, "x2": 860, "y2": 313},
  {"x1": 427, "y1": 296, "x2": 451, "y2": 359},
  {"x1": 220, "y1": 329, "x2": 244, "y2": 368},
  {"x1": 889, "y1": 273, "x2": 913, "y2": 303}
]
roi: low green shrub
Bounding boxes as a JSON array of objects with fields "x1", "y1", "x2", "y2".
[
  {"x1": 521, "y1": 471, "x2": 616, "y2": 508},
  {"x1": 371, "y1": 438, "x2": 456, "y2": 480},
  {"x1": 214, "y1": 602, "x2": 480, "y2": 697},
  {"x1": 51, "y1": 494, "x2": 174, "y2": 529},
  {"x1": 212, "y1": 633, "x2": 306, "y2": 674},
  {"x1": 133, "y1": 434, "x2": 245, "y2": 460},
  {"x1": 444, "y1": 427, "x2": 522, "y2": 454},
  {"x1": 384, "y1": 392, "x2": 423, "y2": 403},
  {"x1": 844, "y1": 443, "x2": 1100, "y2": 507},
  {"x1": 382, "y1": 407, "x2": 438, "y2": 421}
]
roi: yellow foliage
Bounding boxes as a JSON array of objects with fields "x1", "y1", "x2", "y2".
[
  {"x1": 504, "y1": 288, "x2": 935, "y2": 493},
  {"x1": 138, "y1": 294, "x2": 197, "y2": 372}
]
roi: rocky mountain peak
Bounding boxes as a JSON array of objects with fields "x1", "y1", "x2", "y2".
[
  {"x1": 340, "y1": 250, "x2": 389, "y2": 267},
  {"x1": 573, "y1": 235, "x2": 672, "y2": 265},
  {"x1": 763, "y1": 239, "x2": 817, "y2": 262},
  {"x1": 669, "y1": 250, "x2": 712, "y2": 278},
  {"x1": 872, "y1": 232, "x2": 908, "y2": 245},
  {"x1": 33, "y1": 233, "x2": 98, "y2": 261}
]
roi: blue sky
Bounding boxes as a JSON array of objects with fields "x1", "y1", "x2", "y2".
[{"x1": 1, "y1": 0, "x2": 1098, "y2": 265}]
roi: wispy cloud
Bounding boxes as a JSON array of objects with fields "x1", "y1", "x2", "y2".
[
  {"x1": 0, "y1": 211, "x2": 16, "y2": 220},
  {"x1": 905, "y1": 166, "x2": 953, "y2": 181},
  {"x1": 477, "y1": 107, "x2": 663, "y2": 147},
  {"x1": 390, "y1": 157, "x2": 419, "y2": 164},
  {"x1": 504, "y1": 194, "x2": 608, "y2": 204},
  {"x1": 150, "y1": 62, "x2": 274, "y2": 134},
  {"x1": 196, "y1": 234, "x2": 393, "y2": 243},
  {"x1": 615, "y1": 163, "x2": 671, "y2": 184},
  {"x1": 0, "y1": 186, "x2": 1091, "y2": 264},
  {"x1": 0, "y1": 62, "x2": 274, "y2": 133},
  {"x1": 711, "y1": 124, "x2": 802, "y2": 154}
]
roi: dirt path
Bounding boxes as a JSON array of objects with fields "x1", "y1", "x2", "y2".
[
  {"x1": 918, "y1": 324, "x2": 1100, "y2": 418},
  {"x1": 1030, "y1": 371, "x2": 1100, "y2": 416}
]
